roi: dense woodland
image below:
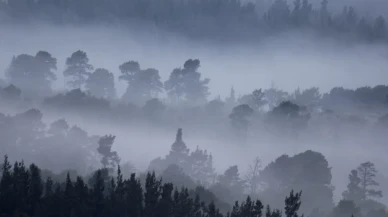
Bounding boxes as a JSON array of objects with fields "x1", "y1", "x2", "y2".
[
  {"x1": 0, "y1": 0, "x2": 387, "y2": 41},
  {"x1": 0, "y1": 47, "x2": 388, "y2": 217}
]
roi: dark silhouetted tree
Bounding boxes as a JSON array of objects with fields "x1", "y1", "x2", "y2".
[{"x1": 285, "y1": 190, "x2": 302, "y2": 217}]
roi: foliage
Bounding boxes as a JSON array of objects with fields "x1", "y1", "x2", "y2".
[
  {"x1": 6, "y1": 51, "x2": 57, "y2": 97},
  {"x1": 0, "y1": 157, "x2": 305, "y2": 217},
  {"x1": 119, "y1": 61, "x2": 163, "y2": 105},
  {"x1": 86, "y1": 68, "x2": 116, "y2": 100},
  {"x1": 165, "y1": 59, "x2": 210, "y2": 104},
  {"x1": 63, "y1": 50, "x2": 93, "y2": 90}
]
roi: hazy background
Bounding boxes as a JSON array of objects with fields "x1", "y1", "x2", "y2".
[
  {"x1": 1, "y1": 18, "x2": 388, "y2": 206},
  {"x1": 1, "y1": 24, "x2": 388, "y2": 100}
]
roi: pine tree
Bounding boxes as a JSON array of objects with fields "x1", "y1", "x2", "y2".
[
  {"x1": 285, "y1": 190, "x2": 302, "y2": 217},
  {"x1": 166, "y1": 128, "x2": 190, "y2": 170},
  {"x1": 0, "y1": 155, "x2": 13, "y2": 215},
  {"x1": 74, "y1": 176, "x2": 90, "y2": 217},
  {"x1": 157, "y1": 183, "x2": 174, "y2": 217},
  {"x1": 63, "y1": 173, "x2": 75, "y2": 217},
  {"x1": 144, "y1": 172, "x2": 161, "y2": 217},
  {"x1": 28, "y1": 164, "x2": 43, "y2": 216},
  {"x1": 93, "y1": 169, "x2": 105, "y2": 217},
  {"x1": 357, "y1": 161, "x2": 382, "y2": 200},
  {"x1": 125, "y1": 174, "x2": 143, "y2": 217}
]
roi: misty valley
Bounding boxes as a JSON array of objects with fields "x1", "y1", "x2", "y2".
[{"x1": 1, "y1": 0, "x2": 388, "y2": 217}]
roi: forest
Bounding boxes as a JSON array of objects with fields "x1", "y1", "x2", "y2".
[
  {"x1": 0, "y1": 0, "x2": 387, "y2": 42},
  {"x1": 1, "y1": 0, "x2": 388, "y2": 216},
  {"x1": 0, "y1": 47, "x2": 388, "y2": 217}
]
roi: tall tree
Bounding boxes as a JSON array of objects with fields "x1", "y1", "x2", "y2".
[
  {"x1": 119, "y1": 61, "x2": 163, "y2": 104},
  {"x1": 85, "y1": 68, "x2": 116, "y2": 100},
  {"x1": 164, "y1": 59, "x2": 210, "y2": 104},
  {"x1": 218, "y1": 165, "x2": 245, "y2": 200},
  {"x1": 166, "y1": 128, "x2": 190, "y2": 168},
  {"x1": 144, "y1": 172, "x2": 161, "y2": 217},
  {"x1": 97, "y1": 135, "x2": 120, "y2": 172},
  {"x1": 284, "y1": 191, "x2": 302, "y2": 217},
  {"x1": 6, "y1": 51, "x2": 57, "y2": 97},
  {"x1": 229, "y1": 104, "x2": 254, "y2": 136},
  {"x1": 245, "y1": 157, "x2": 262, "y2": 195},
  {"x1": 0, "y1": 155, "x2": 13, "y2": 216},
  {"x1": 63, "y1": 50, "x2": 93, "y2": 90},
  {"x1": 342, "y1": 170, "x2": 364, "y2": 204},
  {"x1": 28, "y1": 164, "x2": 43, "y2": 216},
  {"x1": 357, "y1": 161, "x2": 382, "y2": 200}
]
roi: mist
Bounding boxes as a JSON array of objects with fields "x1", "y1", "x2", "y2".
[
  {"x1": 1, "y1": 0, "x2": 388, "y2": 216},
  {"x1": 1, "y1": 24, "x2": 388, "y2": 99}
]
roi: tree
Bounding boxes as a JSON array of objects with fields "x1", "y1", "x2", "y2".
[
  {"x1": 284, "y1": 191, "x2": 302, "y2": 217},
  {"x1": 97, "y1": 135, "x2": 120, "y2": 172},
  {"x1": 189, "y1": 146, "x2": 216, "y2": 187},
  {"x1": 63, "y1": 50, "x2": 93, "y2": 90},
  {"x1": 166, "y1": 128, "x2": 190, "y2": 168},
  {"x1": 292, "y1": 87, "x2": 321, "y2": 107},
  {"x1": 245, "y1": 157, "x2": 262, "y2": 194},
  {"x1": 260, "y1": 151, "x2": 334, "y2": 214},
  {"x1": 119, "y1": 61, "x2": 163, "y2": 104},
  {"x1": 268, "y1": 101, "x2": 310, "y2": 136},
  {"x1": 264, "y1": 88, "x2": 289, "y2": 110},
  {"x1": 157, "y1": 183, "x2": 174, "y2": 217},
  {"x1": 6, "y1": 51, "x2": 57, "y2": 97},
  {"x1": 93, "y1": 169, "x2": 105, "y2": 217},
  {"x1": 205, "y1": 99, "x2": 225, "y2": 117},
  {"x1": 144, "y1": 172, "x2": 161, "y2": 217},
  {"x1": 0, "y1": 155, "x2": 13, "y2": 215},
  {"x1": 229, "y1": 104, "x2": 254, "y2": 135},
  {"x1": 148, "y1": 128, "x2": 191, "y2": 175},
  {"x1": 164, "y1": 59, "x2": 210, "y2": 104},
  {"x1": 238, "y1": 89, "x2": 266, "y2": 111},
  {"x1": 342, "y1": 170, "x2": 364, "y2": 204},
  {"x1": 373, "y1": 16, "x2": 387, "y2": 41},
  {"x1": 86, "y1": 68, "x2": 116, "y2": 100},
  {"x1": 125, "y1": 174, "x2": 143, "y2": 217},
  {"x1": 28, "y1": 164, "x2": 43, "y2": 215},
  {"x1": 218, "y1": 165, "x2": 245, "y2": 200},
  {"x1": 225, "y1": 87, "x2": 236, "y2": 107},
  {"x1": 357, "y1": 162, "x2": 382, "y2": 200},
  {"x1": 330, "y1": 200, "x2": 361, "y2": 217}
]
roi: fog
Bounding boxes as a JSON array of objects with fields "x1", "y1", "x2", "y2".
[
  {"x1": 1, "y1": 24, "x2": 388, "y2": 99},
  {"x1": 1, "y1": 16, "x2": 388, "y2": 217}
]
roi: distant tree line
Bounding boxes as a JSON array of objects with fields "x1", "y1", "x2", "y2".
[
  {"x1": 4, "y1": 50, "x2": 209, "y2": 105},
  {"x1": 3, "y1": 49, "x2": 388, "y2": 144},
  {"x1": 0, "y1": 0, "x2": 387, "y2": 42}
]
